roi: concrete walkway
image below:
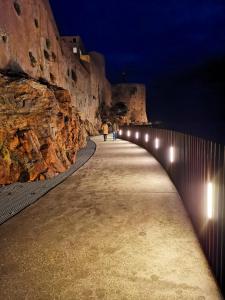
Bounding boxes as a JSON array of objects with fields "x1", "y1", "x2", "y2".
[{"x1": 0, "y1": 135, "x2": 222, "y2": 299}]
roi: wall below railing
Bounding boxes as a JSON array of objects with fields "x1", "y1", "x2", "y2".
[{"x1": 119, "y1": 125, "x2": 225, "y2": 296}]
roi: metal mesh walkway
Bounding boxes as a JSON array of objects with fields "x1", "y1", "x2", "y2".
[{"x1": 0, "y1": 139, "x2": 96, "y2": 225}]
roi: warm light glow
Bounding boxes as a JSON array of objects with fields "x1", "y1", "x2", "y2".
[
  {"x1": 135, "y1": 132, "x2": 139, "y2": 139},
  {"x1": 119, "y1": 129, "x2": 122, "y2": 136},
  {"x1": 155, "y1": 138, "x2": 159, "y2": 149},
  {"x1": 127, "y1": 130, "x2": 131, "y2": 137},
  {"x1": 207, "y1": 182, "x2": 213, "y2": 219},
  {"x1": 169, "y1": 146, "x2": 174, "y2": 163},
  {"x1": 73, "y1": 47, "x2": 78, "y2": 54},
  {"x1": 145, "y1": 134, "x2": 149, "y2": 142}
]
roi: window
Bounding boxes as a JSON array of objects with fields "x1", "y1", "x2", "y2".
[
  {"x1": 73, "y1": 47, "x2": 78, "y2": 54},
  {"x1": 34, "y1": 18, "x2": 39, "y2": 28},
  {"x1": 46, "y1": 38, "x2": 51, "y2": 49},
  {"x1": 29, "y1": 51, "x2": 37, "y2": 67},
  {"x1": 71, "y1": 69, "x2": 77, "y2": 82},
  {"x1": 44, "y1": 49, "x2": 50, "y2": 60},
  {"x1": 14, "y1": 2, "x2": 21, "y2": 16}
]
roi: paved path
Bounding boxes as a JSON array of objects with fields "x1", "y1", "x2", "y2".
[{"x1": 0, "y1": 135, "x2": 222, "y2": 299}]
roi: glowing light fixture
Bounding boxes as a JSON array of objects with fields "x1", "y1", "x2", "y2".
[
  {"x1": 135, "y1": 132, "x2": 139, "y2": 139},
  {"x1": 169, "y1": 146, "x2": 174, "y2": 163},
  {"x1": 155, "y1": 138, "x2": 159, "y2": 149},
  {"x1": 145, "y1": 134, "x2": 149, "y2": 143},
  {"x1": 127, "y1": 130, "x2": 131, "y2": 137},
  {"x1": 207, "y1": 182, "x2": 213, "y2": 219},
  {"x1": 119, "y1": 129, "x2": 122, "y2": 136}
]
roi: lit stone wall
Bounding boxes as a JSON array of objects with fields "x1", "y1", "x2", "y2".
[
  {"x1": 112, "y1": 83, "x2": 148, "y2": 124},
  {"x1": 0, "y1": 0, "x2": 111, "y2": 126}
]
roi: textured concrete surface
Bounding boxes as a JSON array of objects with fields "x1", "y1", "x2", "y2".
[{"x1": 0, "y1": 135, "x2": 222, "y2": 299}]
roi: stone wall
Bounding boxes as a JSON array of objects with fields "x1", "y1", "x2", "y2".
[
  {"x1": 0, "y1": 0, "x2": 147, "y2": 184},
  {"x1": 112, "y1": 84, "x2": 148, "y2": 124},
  {"x1": 0, "y1": 0, "x2": 111, "y2": 126}
]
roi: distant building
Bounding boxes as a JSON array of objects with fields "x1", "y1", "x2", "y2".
[{"x1": 61, "y1": 36, "x2": 90, "y2": 63}]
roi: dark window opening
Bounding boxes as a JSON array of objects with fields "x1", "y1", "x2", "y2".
[
  {"x1": 44, "y1": 49, "x2": 50, "y2": 60},
  {"x1": 46, "y1": 38, "x2": 51, "y2": 49},
  {"x1": 40, "y1": 64, "x2": 43, "y2": 71},
  {"x1": 71, "y1": 69, "x2": 77, "y2": 82},
  {"x1": 73, "y1": 38, "x2": 76, "y2": 43},
  {"x1": 29, "y1": 51, "x2": 37, "y2": 67},
  {"x1": 67, "y1": 69, "x2": 70, "y2": 77},
  {"x1": 34, "y1": 18, "x2": 39, "y2": 28},
  {"x1": 14, "y1": 2, "x2": 21, "y2": 16}
]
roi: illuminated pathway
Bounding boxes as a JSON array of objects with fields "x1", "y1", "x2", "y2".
[{"x1": 0, "y1": 136, "x2": 222, "y2": 299}]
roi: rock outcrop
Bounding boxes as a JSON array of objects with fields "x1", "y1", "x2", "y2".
[{"x1": 0, "y1": 73, "x2": 90, "y2": 185}]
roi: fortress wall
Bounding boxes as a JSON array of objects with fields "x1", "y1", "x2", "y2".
[
  {"x1": 0, "y1": 0, "x2": 65, "y2": 85},
  {"x1": 0, "y1": 0, "x2": 147, "y2": 127},
  {"x1": 112, "y1": 84, "x2": 148, "y2": 124},
  {"x1": 0, "y1": 0, "x2": 111, "y2": 125},
  {"x1": 0, "y1": 0, "x2": 148, "y2": 185}
]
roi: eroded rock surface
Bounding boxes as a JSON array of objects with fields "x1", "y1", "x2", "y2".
[{"x1": 0, "y1": 73, "x2": 94, "y2": 185}]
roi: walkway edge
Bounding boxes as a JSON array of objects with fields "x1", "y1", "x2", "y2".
[{"x1": 0, "y1": 138, "x2": 96, "y2": 225}]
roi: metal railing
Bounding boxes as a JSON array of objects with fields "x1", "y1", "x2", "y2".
[{"x1": 119, "y1": 125, "x2": 225, "y2": 295}]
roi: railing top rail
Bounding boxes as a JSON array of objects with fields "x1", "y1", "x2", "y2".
[{"x1": 120, "y1": 125, "x2": 225, "y2": 148}]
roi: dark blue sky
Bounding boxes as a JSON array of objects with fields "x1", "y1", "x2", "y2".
[
  {"x1": 50, "y1": 0, "x2": 225, "y2": 83},
  {"x1": 50, "y1": 0, "x2": 225, "y2": 133}
]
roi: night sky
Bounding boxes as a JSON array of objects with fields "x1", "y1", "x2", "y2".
[{"x1": 50, "y1": 0, "x2": 225, "y2": 139}]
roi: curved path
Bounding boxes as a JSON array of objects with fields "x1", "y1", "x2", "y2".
[{"x1": 0, "y1": 135, "x2": 222, "y2": 299}]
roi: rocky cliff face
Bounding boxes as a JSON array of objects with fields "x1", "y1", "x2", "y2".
[{"x1": 0, "y1": 73, "x2": 94, "y2": 185}]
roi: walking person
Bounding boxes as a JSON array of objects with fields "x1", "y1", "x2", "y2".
[
  {"x1": 112, "y1": 121, "x2": 119, "y2": 141},
  {"x1": 101, "y1": 121, "x2": 109, "y2": 141}
]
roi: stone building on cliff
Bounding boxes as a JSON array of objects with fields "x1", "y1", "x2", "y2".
[
  {"x1": 112, "y1": 84, "x2": 148, "y2": 124},
  {"x1": 0, "y1": 0, "x2": 147, "y2": 184},
  {"x1": 0, "y1": 0, "x2": 111, "y2": 126}
]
